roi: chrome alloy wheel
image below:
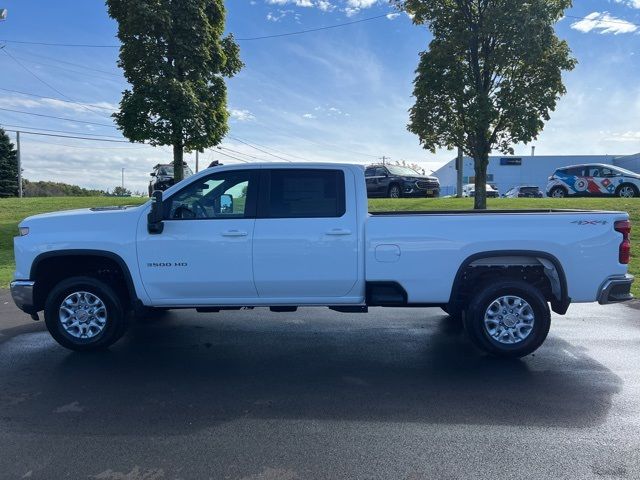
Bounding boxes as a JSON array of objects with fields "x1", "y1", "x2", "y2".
[
  {"x1": 618, "y1": 185, "x2": 636, "y2": 198},
  {"x1": 58, "y1": 291, "x2": 108, "y2": 339},
  {"x1": 483, "y1": 295, "x2": 535, "y2": 345}
]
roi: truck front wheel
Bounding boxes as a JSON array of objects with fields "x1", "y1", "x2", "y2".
[
  {"x1": 44, "y1": 276, "x2": 129, "y2": 351},
  {"x1": 463, "y1": 279, "x2": 550, "y2": 358}
]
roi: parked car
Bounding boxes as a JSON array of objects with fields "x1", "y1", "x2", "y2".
[
  {"x1": 461, "y1": 183, "x2": 500, "y2": 198},
  {"x1": 149, "y1": 163, "x2": 194, "y2": 196},
  {"x1": 503, "y1": 186, "x2": 544, "y2": 198},
  {"x1": 11, "y1": 163, "x2": 633, "y2": 358},
  {"x1": 364, "y1": 164, "x2": 440, "y2": 198},
  {"x1": 547, "y1": 164, "x2": 640, "y2": 198}
]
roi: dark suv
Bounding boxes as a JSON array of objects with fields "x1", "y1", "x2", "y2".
[
  {"x1": 149, "y1": 163, "x2": 194, "y2": 196},
  {"x1": 365, "y1": 164, "x2": 440, "y2": 198}
]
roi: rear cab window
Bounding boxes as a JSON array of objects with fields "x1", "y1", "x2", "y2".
[{"x1": 259, "y1": 169, "x2": 346, "y2": 218}]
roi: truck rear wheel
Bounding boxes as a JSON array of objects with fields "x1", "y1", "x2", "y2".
[
  {"x1": 463, "y1": 279, "x2": 550, "y2": 358},
  {"x1": 44, "y1": 276, "x2": 129, "y2": 351}
]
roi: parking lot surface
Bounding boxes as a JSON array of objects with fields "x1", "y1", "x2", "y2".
[{"x1": 1, "y1": 290, "x2": 639, "y2": 479}]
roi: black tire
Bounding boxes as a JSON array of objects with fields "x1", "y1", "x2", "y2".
[
  {"x1": 44, "y1": 276, "x2": 129, "y2": 351},
  {"x1": 615, "y1": 183, "x2": 638, "y2": 198},
  {"x1": 463, "y1": 279, "x2": 550, "y2": 358},
  {"x1": 388, "y1": 184, "x2": 401, "y2": 198},
  {"x1": 549, "y1": 186, "x2": 567, "y2": 198}
]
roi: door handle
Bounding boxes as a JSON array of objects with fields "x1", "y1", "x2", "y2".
[
  {"x1": 325, "y1": 229, "x2": 352, "y2": 236},
  {"x1": 222, "y1": 230, "x2": 248, "y2": 237}
]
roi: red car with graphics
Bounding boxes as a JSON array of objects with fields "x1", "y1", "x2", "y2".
[{"x1": 547, "y1": 164, "x2": 640, "y2": 198}]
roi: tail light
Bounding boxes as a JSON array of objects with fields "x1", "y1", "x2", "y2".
[{"x1": 615, "y1": 220, "x2": 631, "y2": 264}]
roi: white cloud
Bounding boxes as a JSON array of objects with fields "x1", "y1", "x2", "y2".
[
  {"x1": 614, "y1": 0, "x2": 640, "y2": 9},
  {"x1": 230, "y1": 109, "x2": 256, "y2": 121},
  {"x1": 302, "y1": 113, "x2": 316, "y2": 119},
  {"x1": 267, "y1": 0, "x2": 314, "y2": 7},
  {"x1": 386, "y1": 13, "x2": 400, "y2": 20},
  {"x1": 316, "y1": 1, "x2": 335, "y2": 11},
  {"x1": 607, "y1": 130, "x2": 640, "y2": 142},
  {"x1": 266, "y1": 9, "x2": 293, "y2": 21},
  {"x1": 570, "y1": 12, "x2": 638, "y2": 35},
  {"x1": 262, "y1": 0, "x2": 378, "y2": 16}
]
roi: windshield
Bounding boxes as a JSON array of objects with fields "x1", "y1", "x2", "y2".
[
  {"x1": 614, "y1": 166, "x2": 639, "y2": 176},
  {"x1": 157, "y1": 165, "x2": 194, "y2": 177},
  {"x1": 387, "y1": 165, "x2": 420, "y2": 176}
]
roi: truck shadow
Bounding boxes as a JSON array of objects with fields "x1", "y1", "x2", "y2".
[{"x1": 0, "y1": 308, "x2": 623, "y2": 436}]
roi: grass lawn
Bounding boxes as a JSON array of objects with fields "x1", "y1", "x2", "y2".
[{"x1": 1, "y1": 196, "x2": 638, "y2": 297}]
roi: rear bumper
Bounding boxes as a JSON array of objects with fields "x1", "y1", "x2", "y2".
[
  {"x1": 598, "y1": 274, "x2": 634, "y2": 305},
  {"x1": 10, "y1": 280, "x2": 36, "y2": 313}
]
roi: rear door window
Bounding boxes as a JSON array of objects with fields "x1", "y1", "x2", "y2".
[{"x1": 260, "y1": 169, "x2": 346, "y2": 218}]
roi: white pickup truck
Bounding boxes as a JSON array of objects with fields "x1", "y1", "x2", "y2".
[{"x1": 11, "y1": 163, "x2": 634, "y2": 357}]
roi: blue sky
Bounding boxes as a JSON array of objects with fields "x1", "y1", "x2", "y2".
[{"x1": 0, "y1": 0, "x2": 639, "y2": 192}]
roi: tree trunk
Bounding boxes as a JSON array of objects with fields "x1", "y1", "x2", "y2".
[
  {"x1": 173, "y1": 142, "x2": 184, "y2": 182},
  {"x1": 473, "y1": 144, "x2": 490, "y2": 210}
]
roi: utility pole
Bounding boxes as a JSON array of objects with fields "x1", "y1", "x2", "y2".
[
  {"x1": 380, "y1": 156, "x2": 389, "y2": 166},
  {"x1": 121, "y1": 167, "x2": 124, "y2": 189},
  {"x1": 456, "y1": 146, "x2": 463, "y2": 198},
  {"x1": 16, "y1": 131, "x2": 22, "y2": 198},
  {"x1": 195, "y1": 150, "x2": 199, "y2": 173}
]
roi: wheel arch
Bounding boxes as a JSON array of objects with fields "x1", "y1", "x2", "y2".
[
  {"x1": 449, "y1": 250, "x2": 570, "y2": 315},
  {"x1": 30, "y1": 249, "x2": 139, "y2": 311}
]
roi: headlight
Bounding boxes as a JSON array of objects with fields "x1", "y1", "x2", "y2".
[{"x1": 19, "y1": 226, "x2": 29, "y2": 236}]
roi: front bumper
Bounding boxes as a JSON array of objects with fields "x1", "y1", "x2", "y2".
[
  {"x1": 403, "y1": 182, "x2": 440, "y2": 197},
  {"x1": 598, "y1": 274, "x2": 634, "y2": 305},
  {"x1": 10, "y1": 280, "x2": 36, "y2": 313}
]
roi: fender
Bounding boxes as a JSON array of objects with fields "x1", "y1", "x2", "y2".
[
  {"x1": 449, "y1": 250, "x2": 570, "y2": 315},
  {"x1": 30, "y1": 249, "x2": 140, "y2": 306}
]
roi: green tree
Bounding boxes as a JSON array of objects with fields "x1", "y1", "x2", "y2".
[
  {"x1": 0, "y1": 127, "x2": 18, "y2": 198},
  {"x1": 111, "y1": 186, "x2": 132, "y2": 197},
  {"x1": 106, "y1": 0, "x2": 243, "y2": 181},
  {"x1": 395, "y1": 0, "x2": 576, "y2": 208}
]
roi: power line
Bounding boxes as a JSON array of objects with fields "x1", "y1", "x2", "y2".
[
  {"x1": 211, "y1": 149, "x2": 249, "y2": 163},
  {"x1": 2, "y1": 127, "x2": 132, "y2": 143},
  {"x1": 0, "y1": 124, "x2": 127, "y2": 139},
  {"x1": 1, "y1": 48, "x2": 113, "y2": 118},
  {"x1": 254, "y1": 121, "x2": 378, "y2": 159},
  {"x1": 7, "y1": 51, "x2": 123, "y2": 82},
  {"x1": 0, "y1": 39, "x2": 119, "y2": 48},
  {"x1": 236, "y1": 13, "x2": 392, "y2": 41},
  {"x1": 0, "y1": 87, "x2": 116, "y2": 111},
  {"x1": 230, "y1": 136, "x2": 308, "y2": 161},
  {"x1": 0, "y1": 12, "x2": 633, "y2": 50},
  {"x1": 218, "y1": 145, "x2": 272, "y2": 162},
  {"x1": 10, "y1": 48, "x2": 121, "y2": 77},
  {"x1": 228, "y1": 135, "x2": 294, "y2": 162},
  {"x1": 23, "y1": 137, "x2": 155, "y2": 150},
  {"x1": 0, "y1": 12, "x2": 394, "y2": 48},
  {"x1": 0, "y1": 107, "x2": 117, "y2": 128}
]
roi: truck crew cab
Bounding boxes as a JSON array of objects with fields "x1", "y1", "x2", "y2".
[{"x1": 11, "y1": 163, "x2": 634, "y2": 357}]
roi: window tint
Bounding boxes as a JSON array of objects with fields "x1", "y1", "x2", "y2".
[
  {"x1": 165, "y1": 170, "x2": 255, "y2": 220},
  {"x1": 375, "y1": 167, "x2": 387, "y2": 177},
  {"x1": 262, "y1": 169, "x2": 345, "y2": 218},
  {"x1": 563, "y1": 167, "x2": 584, "y2": 176},
  {"x1": 364, "y1": 168, "x2": 376, "y2": 177}
]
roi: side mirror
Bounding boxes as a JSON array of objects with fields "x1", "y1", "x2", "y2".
[
  {"x1": 217, "y1": 194, "x2": 234, "y2": 214},
  {"x1": 148, "y1": 190, "x2": 164, "y2": 234},
  {"x1": 150, "y1": 172, "x2": 156, "y2": 177}
]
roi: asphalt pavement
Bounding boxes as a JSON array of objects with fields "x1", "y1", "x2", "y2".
[{"x1": 1, "y1": 289, "x2": 639, "y2": 480}]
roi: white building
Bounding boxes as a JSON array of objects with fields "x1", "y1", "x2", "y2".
[{"x1": 433, "y1": 153, "x2": 640, "y2": 197}]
